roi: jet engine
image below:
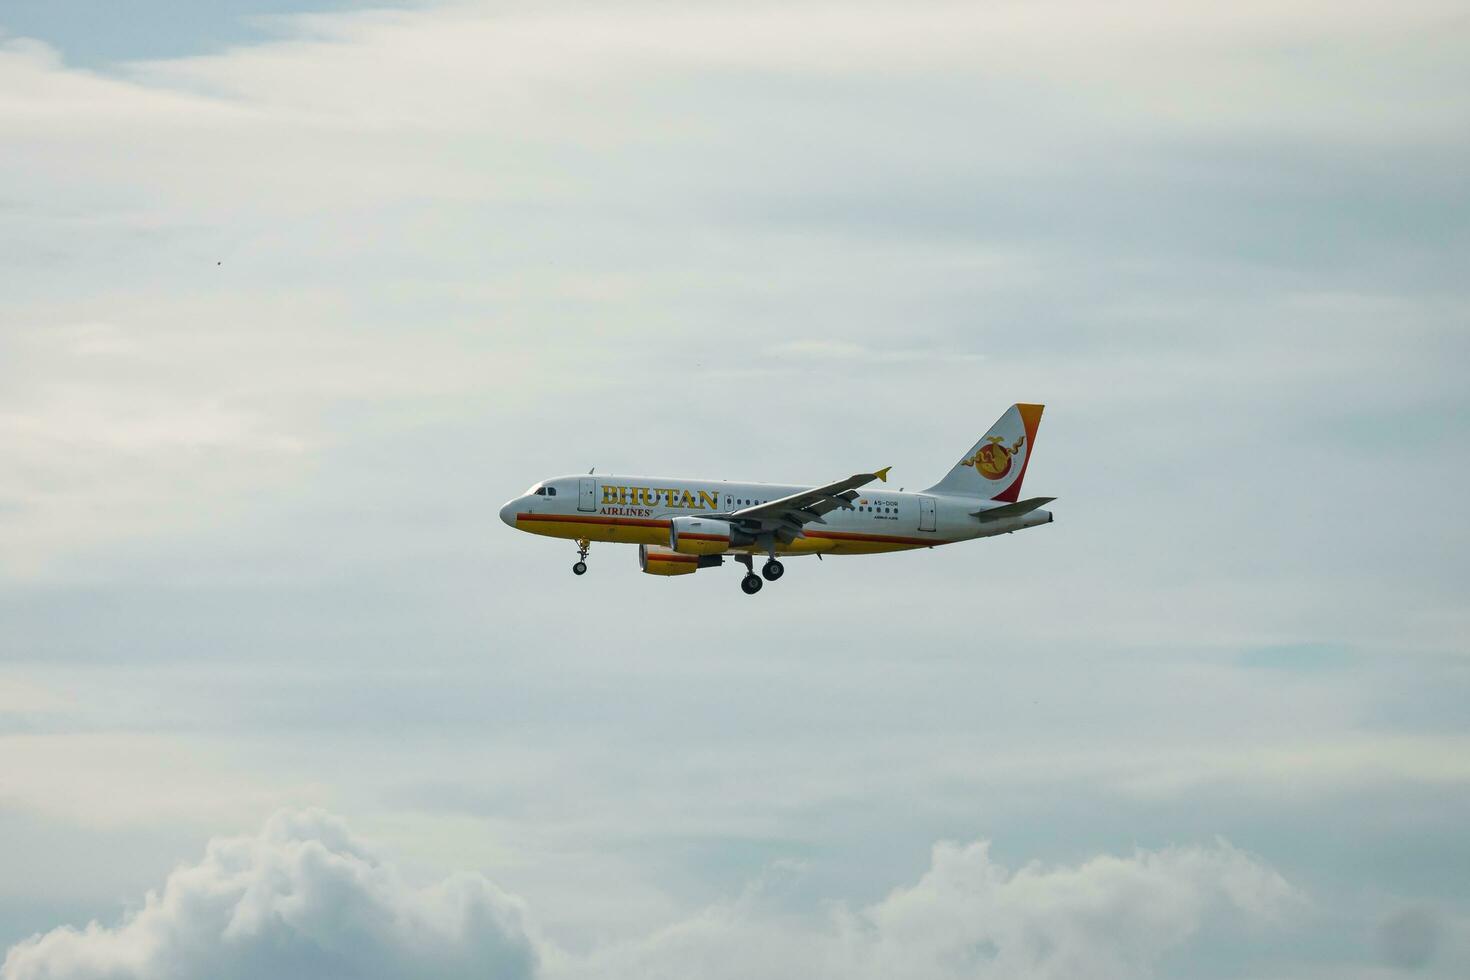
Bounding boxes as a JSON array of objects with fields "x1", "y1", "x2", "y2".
[
  {"x1": 639, "y1": 545, "x2": 723, "y2": 576},
  {"x1": 667, "y1": 516, "x2": 753, "y2": 556}
]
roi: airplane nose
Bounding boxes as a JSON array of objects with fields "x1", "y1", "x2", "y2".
[{"x1": 499, "y1": 500, "x2": 517, "y2": 527}]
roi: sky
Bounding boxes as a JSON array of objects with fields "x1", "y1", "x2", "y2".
[{"x1": 1, "y1": 0, "x2": 1468, "y2": 977}]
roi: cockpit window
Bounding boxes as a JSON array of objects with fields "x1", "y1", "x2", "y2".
[
  {"x1": 546, "y1": 487, "x2": 557, "y2": 496},
  {"x1": 533, "y1": 487, "x2": 546, "y2": 496}
]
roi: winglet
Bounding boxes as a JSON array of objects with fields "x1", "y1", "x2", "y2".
[{"x1": 874, "y1": 466, "x2": 891, "y2": 483}]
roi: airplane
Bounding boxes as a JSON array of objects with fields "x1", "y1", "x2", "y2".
[{"x1": 498, "y1": 403, "x2": 1053, "y2": 594}]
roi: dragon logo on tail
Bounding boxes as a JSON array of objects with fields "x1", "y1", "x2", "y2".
[{"x1": 963, "y1": 435, "x2": 1025, "y2": 481}]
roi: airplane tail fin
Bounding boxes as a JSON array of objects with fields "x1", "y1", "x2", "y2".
[{"x1": 924, "y1": 404, "x2": 1045, "y2": 501}]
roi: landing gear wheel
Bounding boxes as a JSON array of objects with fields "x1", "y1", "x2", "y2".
[
  {"x1": 740, "y1": 574, "x2": 763, "y2": 595},
  {"x1": 572, "y1": 538, "x2": 590, "y2": 576},
  {"x1": 762, "y1": 559, "x2": 784, "y2": 582},
  {"x1": 572, "y1": 561, "x2": 587, "y2": 576}
]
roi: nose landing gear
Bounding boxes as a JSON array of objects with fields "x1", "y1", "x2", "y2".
[{"x1": 572, "y1": 539, "x2": 590, "y2": 576}]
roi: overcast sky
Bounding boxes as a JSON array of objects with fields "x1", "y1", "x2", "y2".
[{"x1": 2, "y1": 1, "x2": 1468, "y2": 977}]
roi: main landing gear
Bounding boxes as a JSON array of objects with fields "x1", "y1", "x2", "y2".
[
  {"x1": 735, "y1": 552, "x2": 786, "y2": 594},
  {"x1": 572, "y1": 538, "x2": 590, "y2": 576}
]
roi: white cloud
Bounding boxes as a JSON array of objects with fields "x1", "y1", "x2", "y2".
[
  {"x1": 1, "y1": 4, "x2": 1466, "y2": 973},
  {"x1": 2, "y1": 808, "x2": 1297, "y2": 980},
  {"x1": 1, "y1": 808, "x2": 538, "y2": 980},
  {"x1": 121, "y1": 0, "x2": 1467, "y2": 141},
  {"x1": 3, "y1": 0, "x2": 1465, "y2": 583},
  {"x1": 556, "y1": 837, "x2": 1299, "y2": 980}
]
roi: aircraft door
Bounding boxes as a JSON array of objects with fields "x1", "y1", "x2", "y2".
[
  {"x1": 579, "y1": 478, "x2": 597, "y2": 512},
  {"x1": 919, "y1": 495, "x2": 936, "y2": 532}
]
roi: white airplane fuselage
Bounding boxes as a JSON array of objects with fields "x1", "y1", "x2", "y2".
[
  {"x1": 499, "y1": 476, "x2": 1052, "y2": 556},
  {"x1": 499, "y1": 403, "x2": 1053, "y2": 590}
]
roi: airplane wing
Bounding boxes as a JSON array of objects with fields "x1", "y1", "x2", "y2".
[{"x1": 719, "y1": 467, "x2": 891, "y2": 542}]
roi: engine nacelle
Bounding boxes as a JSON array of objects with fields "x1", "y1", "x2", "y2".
[
  {"x1": 639, "y1": 545, "x2": 723, "y2": 576},
  {"x1": 667, "y1": 516, "x2": 752, "y2": 556}
]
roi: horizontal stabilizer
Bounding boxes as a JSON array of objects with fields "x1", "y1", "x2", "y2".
[{"x1": 973, "y1": 496, "x2": 1055, "y2": 522}]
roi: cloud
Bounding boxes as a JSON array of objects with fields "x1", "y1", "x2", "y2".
[
  {"x1": 114, "y1": 0, "x2": 1466, "y2": 142},
  {"x1": 560, "y1": 838, "x2": 1297, "y2": 980},
  {"x1": 0, "y1": 809, "x2": 538, "y2": 980},
  {"x1": 1, "y1": 3, "x2": 1466, "y2": 973},
  {"x1": 3, "y1": 0, "x2": 1466, "y2": 585},
  {"x1": 2, "y1": 808, "x2": 1298, "y2": 980}
]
